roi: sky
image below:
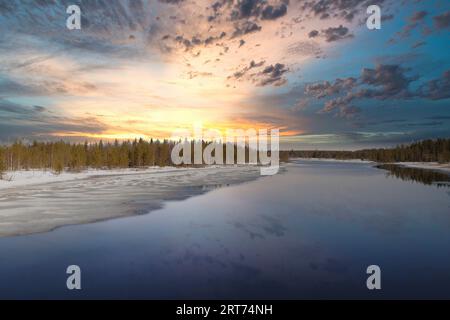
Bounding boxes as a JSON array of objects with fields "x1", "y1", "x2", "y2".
[{"x1": 0, "y1": 0, "x2": 449, "y2": 149}]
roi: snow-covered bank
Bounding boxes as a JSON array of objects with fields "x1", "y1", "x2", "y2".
[
  {"x1": 0, "y1": 167, "x2": 181, "y2": 191},
  {"x1": 0, "y1": 166, "x2": 263, "y2": 237},
  {"x1": 292, "y1": 158, "x2": 450, "y2": 173},
  {"x1": 394, "y1": 162, "x2": 450, "y2": 173},
  {"x1": 291, "y1": 158, "x2": 374, "y2": 164}
]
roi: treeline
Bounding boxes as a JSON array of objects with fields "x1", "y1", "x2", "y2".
[
  {"x1": 286, "y1": 138, "x2": 450, "y2": 163},
  {"x1": 0, "y1": 139, "x2": 280, "y2": 177},
  {"x1": 0, "y1": 139, "x2": 174, "y2": 176}
]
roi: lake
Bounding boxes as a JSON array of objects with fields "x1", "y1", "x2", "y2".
[{"x1": 0, "y1": 160, "x2": 449, "y2": 299}]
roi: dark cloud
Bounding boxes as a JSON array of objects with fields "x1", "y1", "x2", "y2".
[
  {"x1": 305, "y1": 77, "x2": 357, "y2": 98},
  {"x1": 0, "y1": 98, "x2": 107, "y2": 141},
  {"x1": 230, "y1": 61, "x2": 288, "y2": 86},
  {"x1": 389, "y1": 12, "x2": 423, "y2": 42},
  {"x1": 433, "y1": 11, "x2": 450, "y2": 29},
  {"x1": 0, "y1": 78, "x2": 40, "y2": 96},
  {"x1": 427, "y1": 115, "x2": 450, "y2": 121},
  {"x1": 308, "y1": 64, "x2": 450, "y2": 118},
  {"x1": 230, "y1": 0, "x2": 265, "y2": 19},
  {"x1": 410, "y1": 10, "x2": 428, "y2": 23},
  {"x1": 0, "y1": 99, "x2": 34, "y2": 115},
  {"x1": 405, "y1": 121, "x2": 443, "y2": 127},
  {"x1": 0, "y1": 1, "x2": 17, "y2": 14},
  {"x1": 338, "y1": 105, "x2": 361, "y2": 119},
  {"x1": 304, "y1": 64, "x2": 420, "y2": 116},
  {"x1": 229, "y1": 60, "x2": 265, "y2": 79},
  {"x1": 321, "y1": 25, "x2": 353, "y2": 42},
  {"x1": 172, "y1": 32, "x2": 227, "y2": 50},
  {"x1": 304, "y1": 0, "x2": 386, "y2": 22},
  {"x1": 411, "y1": 41, "x2": 426, "y2": 49},
  {"x1": 419, "y1": 70, "x2": 450, "y2": 100},
  {"x1": 229, "y1": 0, "x2": 288, "y2": 21},
  {"x1": 389, "y1": 9, "x2": 443, "y2": 43},
  {"x1": 231, "y1": 21, "x2": 262, "y2": 38},
  {"x1": 33, "y1": 105, "x2": 47, "y2": 112},
  {"x1": 257, "y1": 63, "x2": 289, "y2": 86},
  {"x1": 261, "y1": 4, "x2": 287, "y2": 20},
  {"x1": 158, "y1": 0, "x2": 185, "y2": 4},
  {"x1": 360, "y1": 64, "x2": 416, "y2": 98},
  {"x1": 308, "y1": 30, "x2": 319, "y2": 38}
]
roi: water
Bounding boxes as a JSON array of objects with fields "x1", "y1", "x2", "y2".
[{"x1": 0, "y1": 160, "x2": 449, "y2": 299}]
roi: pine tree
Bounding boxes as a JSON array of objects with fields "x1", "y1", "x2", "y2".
[{"x1": 0, "y1": 146, "x2": 6, "y2": 179}]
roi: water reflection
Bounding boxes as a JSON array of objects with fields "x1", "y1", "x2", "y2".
[
  {"x1": 1, "y1": 161, "x2": 450, "y2": 299},
  {"x1": 376, "y1": 164, "x2": 450, "y2": 187}
]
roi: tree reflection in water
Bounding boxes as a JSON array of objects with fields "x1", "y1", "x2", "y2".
[{"x1": 376, "y1": 164, "x2": 450, "y2": 187}]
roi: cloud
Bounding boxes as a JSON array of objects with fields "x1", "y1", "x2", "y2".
[
  {"x1": 230, "y1": 0, "x2": 288, "y2": 21},
  {"x1": 321, "y1": 25, "x2": 353, "y2": 42},
  {"x1": 305, "y1": 25, "x2": 353, "y2": 42},
  {"x1": 411, "y1": 41, "x2": 426, "y2": 49},
  {"x1": 231, "y1": 21, "x2": 262, "y2": 38},
  {"x1": 308, "y1": 30, "x2": 319, "y2": 38},
  {"x1": 303, "y1": 0, "x2": 387, "y2": 22},
  {"x1": 305, "y1": 77, "x2": 357, "y2": 98},
  {"x1": 410, "y1": 10, "x2": 428, "y2": 23},
  {"x1": 229, "y1": 60, "x2": 265, "y2": 80},
  {"x1": 305, "y1": 64, "x2": 450, "y2": 120},
  {"x1": 419, "y1": 70, "x2": 450, "y2": 100},
  {"x1": 304, "y1": 64, "x2": 421, "y2": 117},
  {"x1": 159, "y1": 0, "x2": 185, "y2": 4},
  {"x1": 389, "y1": 10, "x2": 450, "y2": 44},
  {"x1": 360, "y1": 64, "x2": 416, "y2": 98},
  {"x1": 433, "y1": 11, "x2": 450, "y2": 29},
  {"x1": 33, "y1": 105, "x2": 47, "y2": 112},
  {"x1": 286, "y1": 40, "x2": 322, "y2": 57},
  {"x1": 257, "y1": 63, "x2": 289, "y2": 86},
  {"x1": 0, "y1": 98, "x2": 108, "y2": 141},
  {"x1": 261, "y1": 4, "x2": 287, "y2": 20},
  {"x1": 389, "y1": 10, "x2": 428, "y2": 42}
]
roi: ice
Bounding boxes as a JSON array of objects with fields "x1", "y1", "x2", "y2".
[{"x1": 0, "y1": 166, "x2": 261, "y2": 237}]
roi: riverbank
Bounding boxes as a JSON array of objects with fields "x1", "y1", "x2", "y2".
[
  {"x1": 394, "y1": 162, "x2": 450, "y2": 173},
  {"x1": 0, "y1": 167, "x2": 181, "y2": 191},
  {"x1": 291, "y1": 158, "x2": 450, "y2": 173},
  {"x1": 0, "y1": 165, "x2": 263, "y2": 237}
]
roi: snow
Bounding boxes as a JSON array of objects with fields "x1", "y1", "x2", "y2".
[
  {"x1": 0, "y1": 167, "x2": 181, "y2": 191},
  {"x1": 0, "y1": 165, "x2": 263, "y2": 237},
  {"x1": 291, "y1": 157, "x2": 374, "y2": 164},
  {"x1": 292, "y1": 158, "x2": 450, "y2": 172},
  {"x1": 395, "y1": 162, "x2": 450, "y2": 173}
]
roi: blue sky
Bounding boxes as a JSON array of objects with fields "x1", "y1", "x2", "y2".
[{"x1": 0, "y1": 0, "x2": 449, "y2": 149}]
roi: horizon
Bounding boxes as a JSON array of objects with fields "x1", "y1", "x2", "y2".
[
  {"x1": 2, "y1": 136, "x2": 449, "y2": 152},
  {"x1": 0, "y1": 1, "x2": 449, "y2": 150}
]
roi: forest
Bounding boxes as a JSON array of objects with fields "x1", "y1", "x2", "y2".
[
  {"x1": 0, "y1": 139, "x2": 174, "y2": 177},
  {"x1": 0, "y1": 138, "x2": 285, "y2": 178},
  {"x1": 287, "y1": 138, "x2": 450, "y2": 163},
  {"x1": 0, "y1": 138, "x2": 449, "y2": 178}
]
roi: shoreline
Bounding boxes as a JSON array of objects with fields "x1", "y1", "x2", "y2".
[
  {"x1": 0, "y1": 167, "x2": 184, "y2": 191},
  {"x1": 291, "y1": 158, "x2": 450, "y2": 173},
  {"x1": 0, "y1": 165, "x2": 264, "y2": 238},
  {"x1": 290, "y1": 158, "x2": 374, "y2": 164},
  {"x1": 393, "y1": 162, "x2": 450, "y2": 173}
]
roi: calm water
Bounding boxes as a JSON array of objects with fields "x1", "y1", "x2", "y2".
[{"x1": 0, "y1": 160, "x2": 449, "y2": 299}]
